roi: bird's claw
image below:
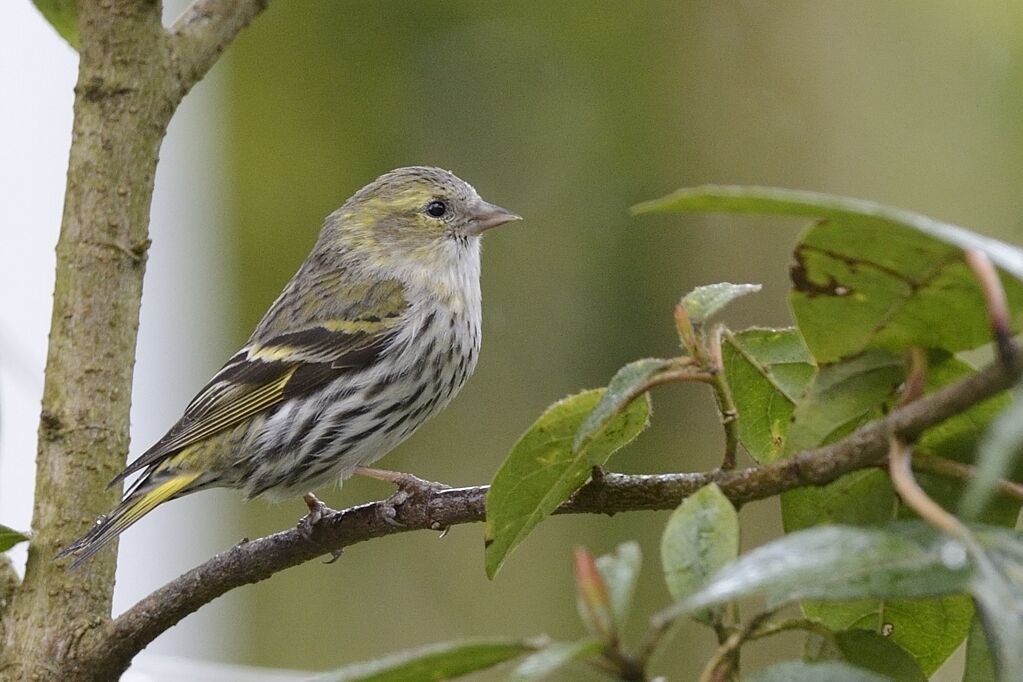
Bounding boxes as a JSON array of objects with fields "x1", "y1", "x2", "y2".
[
  {"x1": 298, "y1": 493, "x2": 347, "y2": 564},
  {"x1": 370, "y1": 472, "x2": 450, "y2": 527},
  {"x1": 298, "y1": 492, "x2": 335, "y2": 541}
]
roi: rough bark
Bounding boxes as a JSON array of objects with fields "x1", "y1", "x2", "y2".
[
  {"x1": 0, "y1": 2, "x2": 266, "y2": 680},
  {"x1": 0, "y1": 4, "x2": 172, "y2": 678}
]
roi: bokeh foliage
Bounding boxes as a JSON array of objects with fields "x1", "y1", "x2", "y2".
[{"x1": 219, "y1": 2, "x2": 1023, "y2": 678}]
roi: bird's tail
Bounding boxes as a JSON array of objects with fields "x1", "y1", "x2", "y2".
[{"x1": 56, "y1": 472, "x2": 200, "y2": 569}]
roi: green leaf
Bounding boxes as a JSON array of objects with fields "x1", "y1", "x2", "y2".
[
  {"x1": 969, "y1": 527, "x2": 1023, "y2": 681},
  {"x1": 680, "y1": 282, "x2": 762, "y2": 325},
  {"x1": 660, "y1": 483, "x2": 739, "y2": 624},
  {"x1": 485, "y1": 389, "x2": 650, "y2": 578},
  {"x1": 960, "y1": 383, "x2": 1023, "y2": 520},
  {"x1": 633, "y1": 185, "x2": 1023, "y2": 363},
  {"x1": 802, "y1": 595, "x2": 973, "y2": 677},
  {"x1": 834, "y1": 630, "x2": 927, "y2": 682},
  {"x1": 507, "y1": 639, "x2": 602, "y2": 681},
  {"x1": 594, "y1": 542, "x2": 642, "y2": 631},
  {"x1": 747, "y1": 661, "x2": 892, "y2": 682},
  {"x1": 910, "y1": 355, "x2": 1018, "y2": 528},
  {"x1": 667, "y1": 524, "x2": 971, "y2": 621},
  {"x1": 721, "y1": 328, "x2": 815, "y2": 464},
  {"x1": 32, "y1": 0, "x2": 79, "y2": 49},
  {"x1": 0, "y1": 525, "x2": 30, "y2": 553},
  {"x1": 963, "y1": 615, "x2": 998, "y2": 682},
  {"x1": 781, "y1": 349, "x2": 904, "y2": 458},
  {"x1": 573, "y1": 359, "x2": 672, "y2": 453},
  {"x1": 316, "y1": 638, "x2": 538, "y2": 682},
  {"x1": 673, "y1": 523, "x2": 978, "y2": 675},
  {"x1": 780, "y1": 350, "x2": 903, "y2": 533},
  {"x1": 786, "y1": 352, "x2": 1012, "y2": 675}
]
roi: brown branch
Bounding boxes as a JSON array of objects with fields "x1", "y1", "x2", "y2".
[
  {"x1": 0, "y1": 2, "x2": 269, "y2": 679},
  {"x1": 69, "y1": 345, "x2": 1023, "y2": 678},
  {"x1": 168, "y1": 0, "x2": 270, "y2": 98}
]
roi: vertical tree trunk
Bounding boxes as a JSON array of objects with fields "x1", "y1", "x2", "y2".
[{"x1": 0, "y1": 2, "x2": 174, "y2": 678}]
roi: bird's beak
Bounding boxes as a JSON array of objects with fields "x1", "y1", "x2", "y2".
[{"x1": 466, "y1": 200, "x2": 522, "y2": 236}]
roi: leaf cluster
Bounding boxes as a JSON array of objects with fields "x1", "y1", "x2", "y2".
[{"x1": 322, "y1": 188, "x2": 1023, "y2": 680}]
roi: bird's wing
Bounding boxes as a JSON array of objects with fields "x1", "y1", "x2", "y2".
[{"x1": 111, "y1": 288, "x2": 409, "y2": 485}]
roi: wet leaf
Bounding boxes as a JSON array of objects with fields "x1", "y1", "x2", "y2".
[
  {"x1": 960, "y1": 383, "x2": 1023, "y2": 520},
  {"x1": 721, "y1": 328, "x2": 815, "y2": 463},
  {"x1": 747, "y1": 661, "x2": 891, "y2": 682},
  {"x1": 317, "y1": 638, "x2": 538, "y2": 681},
  {"x1": 574, "y1": 359, "x2": 672, "y2": 454},
  {"x1": 485, "y1": 389, "x2": 650, "y2": 578},
  {"x1": 680, "y1": 282, "x2": 762, "y2": 325},
  {"x1": 780, "y1": 349, "x2": 903, "y2": 533},
  {"x1": 660, "y1": 484, "x2": 738, "y2": 624},
  {"x1": 663, "y1": 524, "x2": 972, "y2": 622},
  {"x1": 963, "y1": 614, "x2": 997, "y2": 682},
  {"x1": 969, "y1": 527, "x2": 1023, "y2": 681},
  {"x1": 633, "y1": 185, "x2": 1023, "y2": 363},
  {"x1": 834, "y1": 629, "x2": 927, "y2": 682},
  {"x1": 507, "y1": 639, "x2": 601, "y2": 681}
]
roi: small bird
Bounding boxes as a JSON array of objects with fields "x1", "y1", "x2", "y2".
[{"x1": 58, "y1": 166, "x2": 520, "y2": 567}]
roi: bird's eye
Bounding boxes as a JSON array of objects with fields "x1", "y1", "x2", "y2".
[{"x1": 426, "y1": 200, "x2": 447, "y2": 218}]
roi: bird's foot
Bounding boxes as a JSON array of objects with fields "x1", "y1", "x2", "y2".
[
  {"x1": 298, "y1": 493, "x2": 335, "y2": 539},
  {"x1": 298, "y1": 493, "x2": 344, "y2": 563},
  {"x1": 354, "y1": 466, "x2": 451, "y2": 528}
]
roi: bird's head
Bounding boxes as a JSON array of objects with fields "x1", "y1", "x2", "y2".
[{"x1": 323, "y1": 166, "x2": 520, "y2": 277}]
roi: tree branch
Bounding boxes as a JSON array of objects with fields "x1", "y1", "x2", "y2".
[
  {"x1": 72, "y1": 345, "x2": 1023, "y2": 678},
  {"x1": 0, "y1": 2, "x2": 269, "y2": 679},
  {"x1": 168, "y1": 0, "x2": 270, "y2": 98}
]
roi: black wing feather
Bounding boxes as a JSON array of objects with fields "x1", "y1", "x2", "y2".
[{"x1": 109, "y1": 326, "x2": 398, "y2": 486}]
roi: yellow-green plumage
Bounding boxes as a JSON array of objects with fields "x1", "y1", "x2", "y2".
[{"x1": 58, "y1": 167, "x2": 520, "y2": 567}]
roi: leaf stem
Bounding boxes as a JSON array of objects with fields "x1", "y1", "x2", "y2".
[
  {"x1": 747, "y1": 617, "x2": 839, "y2": 644},
  {"x1": 707, "y1": 324, "x2": 740, "y2": 469},
  {"x1": 911, "y1": 451, "x2": 1023, "y2": 505},
  {"x1": 965, "y1": 250, "x2": 1018, "y2": 370},
  {"x1": 696, "y1": 611, "x2": 773, "y2": 682},
  {"x1": 889, "y1": 438, "x2": 972, "y2": 542},
  {"x1": 888, "y1": 350, "x2": 981, "y2": 545}
]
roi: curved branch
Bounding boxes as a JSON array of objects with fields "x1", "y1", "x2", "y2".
[
  {"x1": 71, "y1": 347, "x2": 1023, "y2": 678},
  {"x1": 168, "y1": 0, "x2": 270, "y2": 98}
]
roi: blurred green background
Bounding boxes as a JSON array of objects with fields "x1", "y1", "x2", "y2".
[{"x1": 200, "y1": 1, "x2": 1023, "y2": 678}]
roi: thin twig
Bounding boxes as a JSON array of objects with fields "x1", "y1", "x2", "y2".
[
  {"x1": 748, "y1": 617, "x2": 840, "y2": 644},
  {"x1": 636, "y1": 614, "x2": 675, "y2": 667},
  {"x1": 911, "y1": 451, "x2": 1023, "y2": 505},
  {"x1": 71, "y1": 345, "x2": 1023, "y2": 678},
  {"x1": 965, "y1": 249, "x2": 1018, "y2": 369},
  {"x1": 888, "y1": 349, "x2": 973, "y2": 539},
  {"x1": 707, "y1": 324, "x2": 739, "y2": 469},
  {"x1": 901, "y1": 347, "x2": 928, "y2": 406},
  {"x1": 696, "y1": 611, "x2": 773, "y2": 682},
  {"x1": 168, "y1": 0, "x2": 271, "y2": 97},
  {"x1": 889, "y1": 438, "x2": 971, "y2": 540},
  {"x1": 697, "y1": 629, "x2": 742, "y2": 682}
]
